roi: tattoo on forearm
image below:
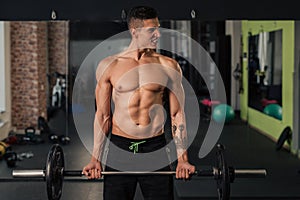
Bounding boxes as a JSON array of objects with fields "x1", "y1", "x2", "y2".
[
  {"x1": 178, "y1": 124, "x2": 184, "y2": 132},
  {"x1": 174, "y1": 137, "x2": 187, "y2": 150},
  {"x1": 172, "y1": 125, "x2": 177, "y2": 136},
  {"x1": 173, "y1": 124, "x2": 187, "y2": 150}
]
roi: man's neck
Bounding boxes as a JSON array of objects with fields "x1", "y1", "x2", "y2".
[
  {"x1": 124, "y1": 47, "x2": 155, "y2": 60},
  {"x1": 137, "y1": 48, "x2": 154, "y2": 60}
]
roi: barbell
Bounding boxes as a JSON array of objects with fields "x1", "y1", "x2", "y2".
[{"x1": 2, "y1": 144, "x2": 267, "y2": 200}]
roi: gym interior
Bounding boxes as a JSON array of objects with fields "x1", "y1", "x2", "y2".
[{"x1": 1, "y1": 4, "x2": 300, "y2": 200}]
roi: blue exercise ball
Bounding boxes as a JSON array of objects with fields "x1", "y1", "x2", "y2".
[
  {"x1": 263, "y1": 104, "x2": 282, "y2": 120},
  {"x1": 212, "y1": 104, "x2": 235, "y2": 123}
]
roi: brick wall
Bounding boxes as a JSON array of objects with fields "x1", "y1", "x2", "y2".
[{"x1": 10, "y1": 21, "x2": 68, "y2": 130}]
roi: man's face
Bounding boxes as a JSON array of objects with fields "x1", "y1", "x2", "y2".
[{"x1": 134, "y1": 18, "x2": 161, "y2": 49}]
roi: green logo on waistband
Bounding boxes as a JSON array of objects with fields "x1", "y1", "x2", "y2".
[{"x1": 129, "y1": 141, "x2": 146, "y2": 154}]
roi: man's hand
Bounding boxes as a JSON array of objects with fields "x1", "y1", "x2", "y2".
[
  {"x1": 82, "y1": 161, "x2": 102, "y2": 179},
  {"x1": 176, "y1": 161, "x2": 196, "y2": 179}
]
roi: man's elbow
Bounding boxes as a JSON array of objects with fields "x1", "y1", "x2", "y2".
[
  {"x1": 96, "y1": 112, "x2": 111, "y2": 123},
  {"x1": 171, "y1": 113, "x2": 183, "y2": 123}
]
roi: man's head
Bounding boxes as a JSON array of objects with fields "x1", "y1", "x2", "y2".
[
  {"x1": 127, "y1": 6, "x2": 158, "y2": 29},
  {"x1": 127, "y1": 6, "x2": 160, "y2": 49}
]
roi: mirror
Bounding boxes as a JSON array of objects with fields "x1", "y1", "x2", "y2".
[
  {"x1": 248, "y1": 29, "x2": 282, "y2": 118},
  {"x1": 1, "y1": 20, "x2": 227, "y2": 136}
]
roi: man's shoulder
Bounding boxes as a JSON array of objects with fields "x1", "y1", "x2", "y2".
[
  {"x1": 156, "y1": 53, "x2": 180, "y2": 71},
  {"x1": 98, "y1": 54, "x2": 127, "y2": 71},
  {"x1": 102, "y1": 52, "x2": 135, "y2": 64},
  {"x1": 96, "y1": 55, "x2": 120, "y2": 80},
  {"x1": 99, "y1": 55, "x2": 119, "y2": 66}
]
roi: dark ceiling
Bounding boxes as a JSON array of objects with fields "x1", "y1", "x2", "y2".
[{"x1": 0, "y1": 0, "x2": 298, "y2": 21}]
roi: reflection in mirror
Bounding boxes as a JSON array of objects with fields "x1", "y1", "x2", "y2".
[{"x1": 248, "y1": 29, "x2": 282, "y2": 119}]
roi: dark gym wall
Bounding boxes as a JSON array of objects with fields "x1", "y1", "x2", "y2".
[
  {"x1": 0, "y1": 0, "x2": 299, "y2": 20},
  {"x1": 190, "y1": 21, "x2": 231, "y2": 103},
  {"x1": 215, "y1": 35, "x2": 232, "y2": 104}
]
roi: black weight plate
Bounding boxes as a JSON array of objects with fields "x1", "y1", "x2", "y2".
[
  {"x1": 46, "y1": 144, "x2": 64, "y2": 200},
  {"x1": 276, "y1": 126, "x2": 291, "y2": 151},
  {"x1": 216, "y1": 144, "x2": 230, "y2": 200}
]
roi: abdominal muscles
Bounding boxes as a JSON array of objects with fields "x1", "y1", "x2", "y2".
[{"x1": 112, "y1": 85, "x2": 166, "y2": 139}]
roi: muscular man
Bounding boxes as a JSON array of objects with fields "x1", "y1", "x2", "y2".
[{"x1": 83, "y1": 6, "x2": 195, "y2": 199}]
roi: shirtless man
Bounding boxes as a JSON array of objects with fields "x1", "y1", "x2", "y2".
[{"x1": 83, "y1": 6, "x2": 195, "y2": 199}]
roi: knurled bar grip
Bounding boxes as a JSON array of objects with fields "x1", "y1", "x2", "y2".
[{"x1": 63, "y1": 170, "x2": 213, "y2": 176}]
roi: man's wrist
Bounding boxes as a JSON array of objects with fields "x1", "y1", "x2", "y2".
[
  {"x1": 90, "y1": 156, "x2": 101, "y2": 163},
  {"x1": 177, "y1": 152, "x2": 189, "y2": 162}
]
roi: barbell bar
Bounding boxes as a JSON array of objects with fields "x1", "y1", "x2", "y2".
[
  {"x1": 12, "y1": 168, "x2": 267, "y2": 179},
  {"x1": 5, "y1": 144, "x2": 267, "y2": 200}
]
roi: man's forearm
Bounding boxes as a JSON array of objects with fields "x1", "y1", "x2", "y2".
[
  {"x1": 91, "y1": 114, "x2": 111, "y2": 162},
  {"x1": 172, "y1": 123, "x2": 189, "y2": 162}
]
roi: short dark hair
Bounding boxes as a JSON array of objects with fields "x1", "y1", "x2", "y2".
[{"x1": 127, "y1": 6, "x2": 158, "y2": 28}]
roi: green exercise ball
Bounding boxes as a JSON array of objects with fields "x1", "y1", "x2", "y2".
[
  {"x1": 212, "y1": 104, "x2": 235, "y2": 123},
  {"x1": 263, "y1": 104, "x2": 282, "y2": 120}
]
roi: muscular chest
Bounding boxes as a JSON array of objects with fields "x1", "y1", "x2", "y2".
[{"x1": 112, "y1": 63, "x2": 169, "y2": 93}]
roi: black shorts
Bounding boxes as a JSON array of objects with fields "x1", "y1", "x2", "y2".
[{"x1": 104, "y1": 133, "x2": 174, "y2": 200}]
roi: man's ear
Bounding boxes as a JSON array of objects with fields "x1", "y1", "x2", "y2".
[{"x1": 131, "y1": 28, "x2": 138, "y2": 38}]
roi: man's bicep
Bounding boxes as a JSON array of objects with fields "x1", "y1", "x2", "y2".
[
  {"x1": 95, "y1": 79, "x2": 112, "y2": 116},
  {"x1": 168, "y1": 79, "x2": 185, "y2": 117},
  {"x1": 168, "y1": 91, "x2": 181, "y2": 117},
  {"x1": 167, "y1": 62, "x2": 185, "y2": 114}
]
